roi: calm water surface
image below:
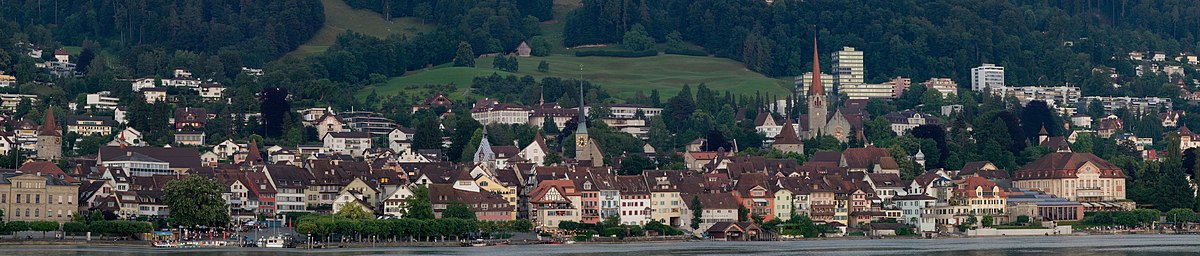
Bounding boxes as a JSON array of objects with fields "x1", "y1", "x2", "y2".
[{"x1": 3, "y1": 234, "x2": 1198, "y2": 255}]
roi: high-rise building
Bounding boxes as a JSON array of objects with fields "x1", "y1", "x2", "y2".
[
  {"x1": 794, "y1": 72, "x2": 834, "y2": 97},
  {"x1": 832, "y1": 47, "x2": 865, "y2": 88},
  {"x1": 971, "y1": 64, "x2": 1005, "y2": 92}
]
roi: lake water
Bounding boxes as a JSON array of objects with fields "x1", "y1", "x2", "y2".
[{"x1": 3, "y1": 234, "x2": 1198, "y2": 255}]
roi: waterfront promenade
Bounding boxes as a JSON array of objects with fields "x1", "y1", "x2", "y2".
[{"x1": 1, "y1": 234, "x2": 1197, "y2": 255}]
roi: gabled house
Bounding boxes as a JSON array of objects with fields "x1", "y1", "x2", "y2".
[
  {"x1": 754, "y1": 111, "x2": 783, "y2": 139},
  {"x1": 387, "y1": 127, "x2": 415, "y2": 153},
  {"x1": 173, "y1": 107, "x2": 208, "y2": 130},
  {"x1": 382, "y1": 185, "x2": 414, "y2": 217},
  {"x1": 528, "y1": 179, "x2": 580, "y2": 230},
  {"x1": 518, "y1": 132, "x2": 550, "y2": 166},
  {"x1": 262, "y1": 164, "x2": 313, "y2": 213}
]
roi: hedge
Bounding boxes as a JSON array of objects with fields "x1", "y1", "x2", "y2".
[
  {"x1": 574, "y1": 50, "x2": 658, "y2": 58},
  {"x1": 664, "y1": 48, "x2": 708, "y2": 56}
]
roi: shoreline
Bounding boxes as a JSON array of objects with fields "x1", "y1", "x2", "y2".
[{"x1": 3, "y1": 231, "x2": 1194, "y2": 248}]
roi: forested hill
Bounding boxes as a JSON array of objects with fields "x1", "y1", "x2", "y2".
[
  {"x1": 0, "y1": 0, "x2": 324, "y2": 71},
  {"x1": 564, "y1": 0, "x2": 1200, "y2": 90}
]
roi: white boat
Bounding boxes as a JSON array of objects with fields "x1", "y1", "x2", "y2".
[
  {"x1": 470, "y1": 239, "x2": 488, "y2": 247},
  {"x1": 259, "y1": 236, "x2": 287, "y2": 248}
]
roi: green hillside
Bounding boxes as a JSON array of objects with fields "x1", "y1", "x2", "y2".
[
  {"x1": 358, "y1": 54, "x2": 792, "y2": 101},
  {"x1": 347, "y1": 0, "x2": 789, "y2": 103},
  {"x1": 287, "y1": 0, "x2": 432, "y2": 58}
]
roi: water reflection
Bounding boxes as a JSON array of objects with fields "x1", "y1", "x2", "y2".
[{"x1": 4, "y1": 235, "x2": 1198, "y2": 256}]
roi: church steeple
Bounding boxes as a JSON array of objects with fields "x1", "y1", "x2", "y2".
[
  {"x1": 575, "y1": 80, "x2": 588, "y2": 135},
  {"x1": 807, "y1": 36, "x2": 828, "y2": 138},
  {"x1": 809, "y1": 37, "x2": 825, "y2": 96},
  {"x1": 575, "y1": 77, "x2": 590, "y2": 157}
]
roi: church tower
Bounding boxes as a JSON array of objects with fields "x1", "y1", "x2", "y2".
[
  {"x1": 574, "y1": 81, "x2": 589, "y2": 159},
  {"x1": 807, "y1": 38, "x2": 828, "y2": 138},
  {"x1": 36, "y1": 107, "x2": 62, "y2": 161}
]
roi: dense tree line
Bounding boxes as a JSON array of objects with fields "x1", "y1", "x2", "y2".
[
  {"x1": 346, "y1": 0, "x2": 552, "y2": 23},
  {"x1": 344, "y1": 0, "x2": 551, "y2": 55},
  {"x1": 0, "y1": 0, "x2": 323, "y2": 76},
  {"x1": 294, "y1": 215, "x2": 533, "y2": 242},
  {"x1": 563, "y1": 0, "x2": 1200, "y2": 96}
]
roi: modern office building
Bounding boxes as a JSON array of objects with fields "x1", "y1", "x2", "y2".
[
  {"x1": 971, "y1": 64, "x2": 1005, "y2": 92},
  {"x1": 833, "y1": 47, "x2": 865, "y2": 88}
]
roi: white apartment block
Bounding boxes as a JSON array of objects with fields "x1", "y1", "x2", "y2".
[
  {"x1": 86, "y1": 92, "x2": 120, "y2": 110},
  {"x1": 971, "y1": 64, "x2": 1005, "y2": 92},
  {"x1": 841, "y1": 83, "x2": 895, "y2": 99},
  {"x1": 990, "y1": 85, "x2": 1080, "y2": 115},
  {"x1": 833, "y1": 47, "x2": 865, "y2": 88},
  {"x1": 0, "y1": 94, "x2": 38, "y2": 110},
  {"x1": 1080, "y1": 96, "x2": 1172, "y2": 115},
  {"x1": 795, "y1": 72, "x2": 834, "y2": 96}
]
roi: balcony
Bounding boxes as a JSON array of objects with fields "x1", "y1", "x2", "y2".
[{"x1": 1076, "y1": 188, "x2": 1106, "y2": 201}]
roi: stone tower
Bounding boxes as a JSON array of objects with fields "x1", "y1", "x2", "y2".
[{"x1": 36, "y1": 108, "x2": 62, "y2": 161}]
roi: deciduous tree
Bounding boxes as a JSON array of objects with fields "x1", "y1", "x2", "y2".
[{"x1": 162, "y1": 176, "x2": 229, "y2": 227}]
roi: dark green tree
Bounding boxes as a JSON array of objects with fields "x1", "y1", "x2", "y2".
[
  {"x1": 622, "y1": 24, "x2": 655, "y2": 52},
  {"x1": 412, "y1": 114, "x2": 442, "y2": 150},
  {"x1": 5, "y1": 221, "x2": 28, "y2": 238},
  {"x1": 405, "y1": 186, "x2": 435, "y2": 220},
  {"x1": 618, "y1": 154, "x2": 653, "y2": 175},
  {"x1": 453, "y1": 41, "x2": 476, "y2": 67},
  {"x1": 163, "y1": 176, "x2": 229, "y2": 227},
  {"x1": 443, "y1": 202, "x2": 477, "y2": 220},
  {"x1": 1156, "y1": 133, "x2": 1197, "y2": 211},
  {"x1": 30, "y1": 221, "x2": 59, "y2": 238}
]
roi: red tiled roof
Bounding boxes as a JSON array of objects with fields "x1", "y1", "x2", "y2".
[
  {"x1": 774, "y1": 118, "x2": 802, "y2": 144},
  {"x1": 1014, "y1": 152, "x2": 1125, "y2": 180}
]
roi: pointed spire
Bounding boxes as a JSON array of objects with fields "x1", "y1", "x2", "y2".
[
  {"x1": 246, "y1": 139, "x2": 263, "y2": 164},
  {"x1": 809, "y1": 36, "x2": 824, "y2": 96},
  {"x1": 38, "y1": 107, "x2": 59, "y2": 136},
  {"x1": 576, "y1": 71, "x2": 588, "y2": 135},
  {"x1": 774, "y1": 118, "x2": 802, "y2": 145}
]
